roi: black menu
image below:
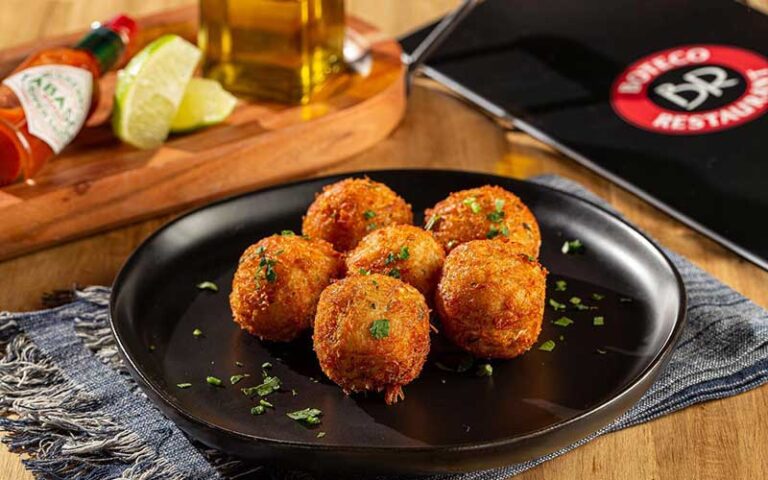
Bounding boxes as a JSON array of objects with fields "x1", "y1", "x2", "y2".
[{"x1": 400, "y1": 0, "x2": 768, "y2": 270}]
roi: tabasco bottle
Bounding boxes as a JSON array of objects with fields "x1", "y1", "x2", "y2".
[{"x1": 0, "y1": 14, "x2": 137, "y2": 185}]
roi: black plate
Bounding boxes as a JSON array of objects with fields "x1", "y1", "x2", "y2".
[{"x1": 110, "y1": 170, "x2": 686, "y2": 474}]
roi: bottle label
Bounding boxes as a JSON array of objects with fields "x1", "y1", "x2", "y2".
[{"x1": 2, "y1": 65, "x2": 93, "y2": 154}]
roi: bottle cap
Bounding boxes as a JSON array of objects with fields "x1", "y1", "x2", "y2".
[{"x1": 102, "y1": 14, "x2": 138, "y2": 44}]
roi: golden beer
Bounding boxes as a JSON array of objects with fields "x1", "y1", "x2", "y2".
[{"x1": 199, "y1": 0, "x2": 345, "y2": 104}]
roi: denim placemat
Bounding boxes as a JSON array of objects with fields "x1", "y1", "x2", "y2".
[{"x1": 1, "y1": 175, "x2": 766, "y2": 480}]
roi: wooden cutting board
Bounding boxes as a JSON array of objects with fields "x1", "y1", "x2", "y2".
[{"x1": 0, "y1": 6, "x2": 406, "y2": 261}]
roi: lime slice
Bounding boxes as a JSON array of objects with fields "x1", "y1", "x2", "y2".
[
  {"x1": 113, "y1": 35, "x2": 202, "y2": 149},
  {"x1": 170, "y1": 78, "x2": 237, "y2": 133}
]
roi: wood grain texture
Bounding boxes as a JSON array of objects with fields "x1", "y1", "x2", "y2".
[
  {"x1": 0, "y1": 8, "x2": 406, "y2": 262},
  {"x1": 1, "y1": 2, "x2": 767, "y2": 480}
]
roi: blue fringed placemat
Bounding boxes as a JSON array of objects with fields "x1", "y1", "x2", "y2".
[{"x1": 1, "y1": 175, "x2": 767, "y2": 480}]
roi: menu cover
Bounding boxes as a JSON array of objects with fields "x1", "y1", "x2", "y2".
[{"x1": 400, "y1": 0, "x2": 768, "y2": 270}]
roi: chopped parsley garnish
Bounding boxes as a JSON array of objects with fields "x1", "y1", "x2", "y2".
[
  {"x1": 259, "y1": 399, "x2": 274, "y2": 408},
  {"x1": 569, "y1": 296, "x2": 593, "y2": 311},
  {"x1": 591, "y1": 293, "x2": 605, "y2": 301},
  {"x1": 569, "y1": 297, "x2": 582, "y2": 305},
  {"x1": 554, "y1": 279, "x2": 567, "y2": 291},
  {"x1": 369, "y1": 319, "x2": 390, "y2": 339},
  {"x1": 363, "y1": 210, "x2": 376, "y2": 220},
  {"x1": 316, "y1": 431, "x2": 326, "y2": 438},
  {"x1": 398, "y1": 246, "x2": 410, "y2": 260},
  {"x1": 435, "y1": 355, "x2": 474, "y2": 373},
  {"x1": 176, "y1": 383, "x2": 192, "y2": 389},
  {"x1": 487, "y1": 211, "x2": 504, "y2": 223},
  {"x1": 251, "y1": 405, "x2": 266, "y2": 415},
  {"x1": 425, "y1": 214, "x2": 441, "y2": 231},
  {"x1": 206, "y1": 376, "x2": 223, "y2": 387},
  {"x1": 358, "y1": 268, "x2": 371, "y2": 275},
  {"x1": 553, "y1": 316, "x2": 574, "y2": 327},
  {"x1": 549, "y1": 298, "x2": 567, "y2": 311},
  {"x1": 561, "y1": 239, "x2": 585, "y2": 254},
  {"x1": 593, "y1": 316, "x2": 605, "y2": 326},
  {"x1": 486, "y1": 224, "x2": 509, "y2": 239},
  {"x1": 196, "y1": 281, "x2": 219, "y2": 292},
  {"x1": 476, "y1": 363, "x2": 493, "y2": 377},
  {"x1": 280, "y1": 230, "x2": 295, "y2": 236},
  {"x1": 538, "y1": 340, "x2": 556, "y2": 352},
  {"x1": 287, "y1": 408, "x2": 322, "y2": 425},
  {"x1": 559, "y1": 335, "x2": 565, "y2": 341},
  {"x1": 261, "y1": 362, "x2": 272, "y2": 369},
  {"x1": 241, "y1": 375, "x2": 281, "y2": 397},
  {"x1": 387, "y1": 268, "x2": 401, "y2": 279},
  {"x1": 385, "y1": 252, "x2": 396, "y2": 265},
  {"x1": 193, "y1": 328, "x2": 203, "y2": 337},
  {"x1": 230, "y1": 374, "x2": 249, "y2": 384},
  {"x1": 494, "y1": 198, "x2": 505, "y2": 211},
  {"x1": 366, "y1": 223, "x2": 378, "y2": 231},
  {"x1": 463, "y1": 196, "x2": 482, "y2": 213}
]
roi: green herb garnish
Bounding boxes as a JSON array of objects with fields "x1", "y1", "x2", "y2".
[
  {"x1": 476, "y1": 363, "x2": 493, "y2": 377},
  {"x1": 251, "y1": 405, "x2": 266, "y2": 415},
  {"x1": 463, "y1": 196, "x2": 482, "y2": 213},
  {"x1": 569, "y1": 297, "x2": 582, "y2": 305},
  {"x1": 259, "y1": 399, "x2": 274, "y2": 408},
  {"x1": 369, "y1": 319, "x2": 390, "y2": 339},
  {"x1": 538, "y1": 340, "x2": 556, "y2": 352},
  {"x1": 561, "y1": 239, "x2": 585, "y2": 254},
  {"x1": 358, "y1": 268, "x2": 371, "y2": 275},
  {"x1": 206, "y1": 376, "x2": 223, "y2": 387},
  {"x1": 398, "y1": 246, "x2": 410, "y2": 260},
  {"x1": 486, "y1": 224, "x2": 509, "y2": 239},
  {"x1": 261, "y1": 362, "x2": 272, "y2": 369},
  {"x1": 549, "y1": 298, "x2": 567, "y2": 311},
  {"x1": 280, "y1": 230, "x2": 296, "y2": 237},
  {"x1": 385, "y1": 252, "x2": 396, "y2": 265},
  {"x1": 593, "y1": 316, "x2": 605, "y2": 326},
  {"x1": 554, "y1": 279, "x2": 567, "y2": 291},
  {"x1": 316, "y1": 431, "x2": 326, "y2": 438},
  {"x1": 196, "y1": 281, "x2": 219, "y2": 292},
  {"x1": 366, "y1": 223, "x2": 378, "y2": 231},
  {"x1": 241, "y1": 375, "x2": 281, "y2": 397},
  {"x1": 591, "y1": 293, "x2": 605, "y2": 301},
  {"x1": 287, "y1": 408, "x2": 322, "y2": 425},
  {"x1": 388, "y1": 268, "x2": 401, "y2": 279},
  {"x1": 193, "y1": 328, "x2": 203, "y2": 338},
  {"x1": 230, "y1": 374, "x2": 249, "y2": 385},
  {"x1": 487, "y1": 211, "x2": 504, "y2": 223},
  {"x1": 553, "y1": 316, "x2": 574, "y2": 327},
  {"x1": 363, "y1": 210, "x2": 376, "y2": 220},
  {"x1": 176, "y1": 383, "x2": 192, "y2": 389},
  {"x1": 425, "y1": 214, "x2": 441, "y2": 231}
]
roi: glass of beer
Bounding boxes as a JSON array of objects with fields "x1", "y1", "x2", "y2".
[{"x1": 199, "y1": 0, "x2": 345, "y2": 104}]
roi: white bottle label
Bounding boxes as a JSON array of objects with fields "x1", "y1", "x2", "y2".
[{"x1": 2, "y1": 65, "x2": 93, "y2": 154}]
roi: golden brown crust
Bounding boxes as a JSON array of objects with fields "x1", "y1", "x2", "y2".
[
  {"x1": 435, "y1": 240, "x2": 547, "y2": 359},
  {"x1": 313, "y1": 274, "x2": 431, "y2": 404},
  {"x1": 345, "y1": 225, "x2": 446, "y2": 298},
  {"x1": 229, "y1": 234, "x2": 343, "y2": 342},
  {"x1": 302, "y1": 178, "x2": 414, "y2": 252},
  {"x1": 424, "y1": 185, "x2": 541, "y2": 257}
]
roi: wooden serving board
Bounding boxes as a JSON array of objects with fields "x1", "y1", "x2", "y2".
[{"x1": 0, "y1": 6, "x2": 405, "y2": 261}]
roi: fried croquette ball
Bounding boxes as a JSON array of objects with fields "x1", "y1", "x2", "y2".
[
  {"x1": 424, "y1": 185, "x2": 541, "y2": 257},
  {"x1": 230, "y1": 233, "x2": 343, "y2": 342},
  {"x1": 345, "y1": 225, "x2": 446, "y2": 298},
  {"x1": 436, "y1": 240, "x2": 547, "y2": 359},
  {"x1": 302, "y1": 178, "x2": 414, "y2": 252},
  {"x1": 313, "y1": 274, "x2": 431, "y2": 404}
]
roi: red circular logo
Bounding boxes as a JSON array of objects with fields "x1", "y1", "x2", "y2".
[{"x1": 611, "y1": 45, "x2": 768, "y2": 134}]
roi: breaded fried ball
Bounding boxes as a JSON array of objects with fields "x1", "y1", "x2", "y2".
[
  {"x1": 424, "y1": 185, "x2": 541, "y2": 257},
  {"x1": 436, "y1": 240, "x2": 547, "y2": 359},
  {"x1": 345, "y1": 225, "x2": 446, "y2": 298},
  {"x1": 313, "y1": 274, "x2": 431, "y2": 404},
  {"x1": 230, "y1": 233, "x2": 343, "y2": 342},
  {"x1": 302, "y1": 178, "x2": 413, "y2": 252}
]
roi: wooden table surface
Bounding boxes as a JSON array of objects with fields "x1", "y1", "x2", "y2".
[{"x1": 1, "y1": 2, "x2": 767, "y2": 479}]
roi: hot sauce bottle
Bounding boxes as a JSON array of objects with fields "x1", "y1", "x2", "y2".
[{"x1": 0, "y1": 14, "x2": 137, "y2": 185}]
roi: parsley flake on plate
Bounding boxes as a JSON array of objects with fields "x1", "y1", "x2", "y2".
[
  {"x1": 554, "y1": 279, "x2": 567, "y2": 291},
  {"x1": 538, "y1": 340, "x2": 556, "y2": 352},
  {"x1": 476, "y1": 363, "x2": 493, "y2": 377},
  {"x1": 230, "y1": 374, "x2": 249, "y2": 385},
  {"x1": 549, "y1": 298, "x2": 567, "y2": 312},
  {"x1": 593, "y1": 316, "x2": 605, "y2": 326},
  {"x1": 192, "y1": 328, "x2": 203, "y2": 338},
  {"x1": 553, "y1": 316, "x2": 574, "y2": 327},
  {"x1": 196, "y1": 281, "x2": 218, "y2": 292},
  {"x1": 561, "y1": 239, "x2": 585, "y2": 254},
  {"x1": 241, "y1": 375, "x2": 281, "y2": 397},
  {"x1": 287, "y1": 408, "x2": 322, "y2": 425},
  {"x1": 462, "y1": 196, "x2": 482, "y2": 213},
  {"x1": 206, "y1": 376, "x2": 223, "y2": 387},
  {"x1": 176, "y1": 383, "x2": 192, "y2": 389}
]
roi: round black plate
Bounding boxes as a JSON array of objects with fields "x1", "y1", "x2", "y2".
[{"x1": 110, "y1": 170, "x2": 685, "y2": 474}]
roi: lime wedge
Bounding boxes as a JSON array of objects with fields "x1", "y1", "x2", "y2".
[
  {"x1": 170, "y1": 78, "x2": 237, "y2": 133},
  {"x1": 113, "y1": 35, "x2": 202, "y2": 149}
]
